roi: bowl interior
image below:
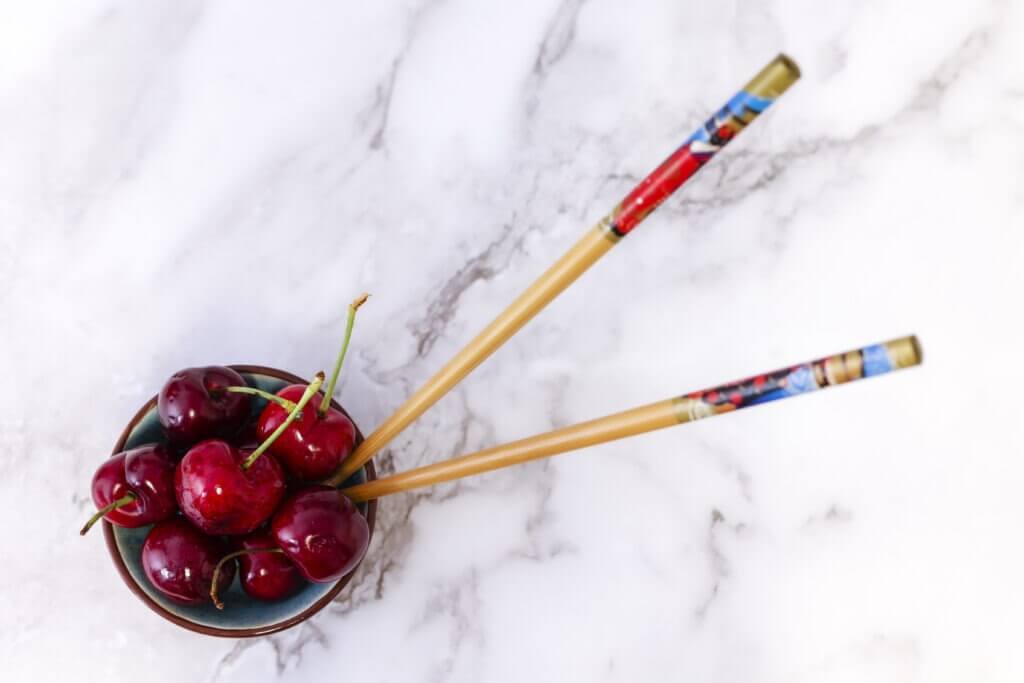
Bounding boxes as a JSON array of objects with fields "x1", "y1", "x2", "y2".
[{"x1": 106, "y1": 368, "x2": 374, "y2": 636}]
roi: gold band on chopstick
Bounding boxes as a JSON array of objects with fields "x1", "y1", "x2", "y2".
[{"x1": 742, "y1": 54, "x2": 801, "y2": 102}]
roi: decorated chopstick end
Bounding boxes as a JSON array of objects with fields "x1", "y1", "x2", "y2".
[
  {"x1": 602, "y1": 54, "x2": 801, "y2": 241},
  {"x1": 672, "y1": 335, "x2": 922, "y2": 423},
  {"x1": 685, "y1": 53, "x2": 801, "y2": 163}
]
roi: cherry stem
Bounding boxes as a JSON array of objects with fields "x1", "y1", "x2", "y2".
[
  {"x1": 79, "y1": 493, "x2": 136, "y2": 536},
  {"x1": 242, "y1": 372, "x2": 325, "y2": 470},
  {"x1": 210, "y1": 547, "x2": 285, "y2": 609},
  {"x1": 225, "y1": 386, "x2": 298, "y2": 413},
  {"x1": 318, "y1": 293, "x2": 370, "y2": 418}
]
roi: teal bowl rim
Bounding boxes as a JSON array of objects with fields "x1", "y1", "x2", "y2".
[{"x1": 102, "y1": 364, "x2": 378, "y2": 638}]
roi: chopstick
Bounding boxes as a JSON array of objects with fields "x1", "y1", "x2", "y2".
[
  {"x1": 327, "y1": 54, "x2": 801, "y2": 486},
  {"x1": 339, "y1": 336, "x2": 921, "y2": 502}
]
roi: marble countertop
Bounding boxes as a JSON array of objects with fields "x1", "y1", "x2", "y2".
[{"x1": 3, "y1": 1, "x2": 1023, "y2": 680}]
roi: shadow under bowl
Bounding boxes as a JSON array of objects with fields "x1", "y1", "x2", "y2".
[{"x1": 102, "y1": 364, "x2": 377, "y2": 638}]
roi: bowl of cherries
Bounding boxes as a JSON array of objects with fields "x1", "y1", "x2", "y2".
[{"x1": 80, "y1": 297, "x2": 376, "y2": 637}]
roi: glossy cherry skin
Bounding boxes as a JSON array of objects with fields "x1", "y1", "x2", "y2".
[
  {"x1": 90, "y1": 444, "x2": 177, "y2": 527},
  {"x1": 236, "y1": 530, "x2": 305, "y2": 601},
  {"x1": 175, "y1": 439, "x2": 286, "y2": 535},
  {"x1": 271, "y1": 486, "x2": 369, "y2": 583},
  {"x1": 256, "y1": 384, "x2": 356, "y2": 481},
  {"x1": 142, "y1": 518, "x2": 235, "y2": 605},
  {"x1": 158, "y1": 366, "x2": 251, "y2": 446}
]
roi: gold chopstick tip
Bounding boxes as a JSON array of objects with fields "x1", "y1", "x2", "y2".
[{"x1": 744, "y1": 54, "x2": 801, "y2": 99}]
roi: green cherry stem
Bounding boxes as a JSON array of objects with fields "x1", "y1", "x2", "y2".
[
  {"x1": 210, "y1": 547, "x2": 286, "y2": 609},
  {"x1": 79, "y1": 493, "x2": 136, "y2": 536},
  {"x1": 225, "y1": 386, "x2": 298, "y2": 412},
  {"x1": 242, "y1": 372, "x2": 324, "y2": 470},
  {"x1": 318, "y1": 293, "x2": 370, "y2": 418}
]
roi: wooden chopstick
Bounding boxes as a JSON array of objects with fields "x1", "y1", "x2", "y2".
[{"x1": 340, "y1": 335, "x2": 919, "y2": 501}]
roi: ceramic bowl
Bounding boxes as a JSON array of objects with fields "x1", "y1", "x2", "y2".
[{"x1": 102, "y1": 365, "x2": 377, "y2": 637}]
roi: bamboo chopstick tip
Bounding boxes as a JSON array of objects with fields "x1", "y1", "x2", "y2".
[{"x1": 339, "y1": 488, "x2": 366, "y2": 504}]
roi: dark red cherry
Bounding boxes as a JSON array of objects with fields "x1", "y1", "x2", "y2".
[
  {"x1": 158, "y1": 366, "x2": 251, "y2": 446},
  {"x1": 142, "y1": 518, "x2": 235, "y2": 605},
  {"x1": 80, "y1": 444, "x2": 176, "y2": 535},
  {"x1": 256, "y1": 384, "x2": 356, "y2": 481},
  {"x1": 259, "y1": 292, "x2": 367, "y2": 483},
  {"x1": 271, "y1": 486, "x2": 369, "y2": 583},
  {"x1": 236, "y1": 530, "x2": 305, "y2": 602},
  {"x1": 234, "y1": 416, "x2": 262, "y2": 450},
  {"x1": 175, "y1": 439, "x2": 285, "y2": 535}
]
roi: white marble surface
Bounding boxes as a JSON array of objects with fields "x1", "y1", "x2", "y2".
[{"x1": 3, "y1": 0, "x2": 1023, "y2": 680}]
